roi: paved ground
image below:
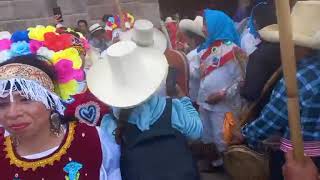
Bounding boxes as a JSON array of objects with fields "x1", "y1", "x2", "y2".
[{"x1": 201, "y1": 173, "x2": 230, "y2": 180}]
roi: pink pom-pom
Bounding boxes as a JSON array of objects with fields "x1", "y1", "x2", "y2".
[
  {"x1": 29, "y1": 40, "x2": 43, "y2": 54},
  {"x1": 0, "y1": 39, "x2": 12, "y2": 51},
  {"x1": 55, "y1": 59, "x2": 85, "y2": 83}
]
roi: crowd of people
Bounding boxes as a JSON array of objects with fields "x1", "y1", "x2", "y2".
[{"x1": 0, "y1": 0, "x2": 319, "y2": 180}]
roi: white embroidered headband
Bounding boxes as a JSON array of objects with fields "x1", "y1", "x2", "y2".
[
  {"x1": 0, "y1": 63, "x2": 65, "y2": 115},
  {"x1": 0, "y1": 63, "x2": 55, "y2": 91}
]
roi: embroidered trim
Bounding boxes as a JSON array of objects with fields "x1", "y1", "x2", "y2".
[
  {"x1": 0, "y1": 78, "x2": 65, "y2": 115},
  {"x1": 75, "y1": 101, "x2": 101, "y2": 126},
  {"x1": 3, "y1": 122, "x2": 77, "y2": 171},
  {"x1": 199, "y1": 41, "x2": 236, "y2": 78},
  {"x1": 0, "y1": 63, "x2": 55, "y2": 91}
]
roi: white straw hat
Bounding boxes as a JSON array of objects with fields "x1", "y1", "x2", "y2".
[
  {"x1": 89, "y1": 23, "x2": 104, "y2": 34},
  {"x1": 120, "y1": 19, "x2": 167, "y2": 53},
  {"x1": 259, "y1": 1, "x2": 320, "y2": 49},
  {"x1": 87, "y1": 41, "x2": 168, "y2": 108},
  {"x1": 179, "y1": 16, "x2": 205, "y2": 38}
]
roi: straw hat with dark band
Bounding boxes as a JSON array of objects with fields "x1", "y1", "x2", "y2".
[{"x1": 259, "y1": 1, "x2": 320, "y2": 49}]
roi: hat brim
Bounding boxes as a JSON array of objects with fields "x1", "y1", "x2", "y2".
[
  {"x1": 259, "y1": 24, "x2": 320, "y2": 50},
  {"x1": 120, "y1": 28, "x2": 167, "y2": 53},
  {"x1": 87, "y1": 47, "x2": 168, "y2": 108},
  {"x1": 179, "y1": 19, "x2": 205, "y2": 38}
]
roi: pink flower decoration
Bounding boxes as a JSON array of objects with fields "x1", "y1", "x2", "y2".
[
  {"x1": 80, "y1": 38, "x2": 90, "y2": 50},
  {"x1": 0, "y1": 39, "x2": 12, "y2": 51},
  {"x1": 29, "y1": 40, "x2": 43, "y2": 54},
  {"x1": 54, "y1": 59, "x2": 84, "y2": 83}
]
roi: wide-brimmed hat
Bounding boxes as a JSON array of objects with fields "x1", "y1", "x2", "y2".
[
  {"x1": 87, "y1": 41, "x2": 168, "y2": 108},
  {"x1": 120, "y1": 19, "x2": 167, "y2": 53},
  {"x1": 179, "y1": 16, "x2": 205, "y2": 38},
  {"x1": 259, "y1": 1, "x2": 320, "y2": 49},
  {"x1": 89, "y1": 23, "x2": 104, "y2": 34}
]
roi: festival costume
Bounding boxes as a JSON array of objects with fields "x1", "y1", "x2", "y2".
[
  {"x1": 238, "y1": 2, "x2": 281, "y2": 120},
  {"x1": 165, "y1": 17, "x2": 178, "y2": 50},
  {"x1": 178, "y1": 17, "x2": 205, "y2": 101},
  {"x1": 102, "y1": 95, "x2": 203, "y2": 141},
  {"x1": 104, "y1": 12, "x2": 135, "y2": 36},
  {"x1": 187, "y1": 48, "x2": 200, "y2": 103},
  {"x1": 0, "y1": 122, "x2": 121, "y2": 180},
  {"x1": 65, "y1": 89, "x2": 110, "y2": 126},
  {"x1": 242, "y1": 0, "x2": 320, "y2": 159},
  {"x1": 87, "y1": 41, "x2": 202, "y2": 180},
  {"x1": 0, "y1": 26, "x2": 88, "y2": 112},
  {"x1": 197, "y1": 10, "x2": 245, "y2": 166},
  {"x1": 0, "y1": 26, "x2": 121, "y2": 180},
  {"x1": 197, "y1": 40, "x2": 244, "y2": 153},
  {"x1": 226, "y1": 2, "x2": 320, "y2": 180}
]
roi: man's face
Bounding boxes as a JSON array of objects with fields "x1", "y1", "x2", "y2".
[
  {"x1": 78, "y1": 22, "x2": 88, "y2": 32},
  {"x1": 92, "y1": 30, "x2": 106, "y2": 41}
]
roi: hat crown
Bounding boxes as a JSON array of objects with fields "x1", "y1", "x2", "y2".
[
  {"x1": 107, "y1": 40, "x2": 136, "y2": 58},
  {"x1": 104, "y1": 41, "x2": 144, "y2": 88},
  {"x1": 194, "y1": 16, "x2": 203, "y2": 24},
  {"x1": 179, "y1": 16, "x2": 205, "y2": 37},
  {"x1": 292, "y1": 1, "x2": 320, "y2": 36},
  {"x1": 87, "y1": 40, "x2": 169, "y2": 108},
  {"x1": 132, "y1": 19, "x2": 155, "y2": 47}
]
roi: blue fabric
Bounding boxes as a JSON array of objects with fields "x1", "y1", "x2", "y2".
[
  {"x1": 101, "y1": 96, "x2": 203, "y2": 141},
  {"x1": 96, "y1": 127, "x2": 121, "y2": 179},
  {"x1": 248, "y1": 2, "x2": 268, "y2": 38},
  {"x1": 242, "y1": 54, "x2": 320, "y2": 148},
  {"x1": 254, "y1": 0, "x2": 268, "y2": 4},
  {"x1": 198, "y1": 9, "x2": 240, "y2": 52}
]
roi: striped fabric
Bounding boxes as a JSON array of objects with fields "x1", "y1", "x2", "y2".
[{"x1": 280, "y1": 138, "x2": 320, "y2": 157}]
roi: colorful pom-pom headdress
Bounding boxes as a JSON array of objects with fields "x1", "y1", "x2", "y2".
[
  {"x1": 0, "y1": 25, "x2": 89, "y2": 115},
  {"x1": 105, "y1": 12, "x2": 135, "y2": 32}
]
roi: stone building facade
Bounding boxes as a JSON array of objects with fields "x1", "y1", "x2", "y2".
[{"x1": 0, "y1": 0, "x2": 161, "y2": 31}]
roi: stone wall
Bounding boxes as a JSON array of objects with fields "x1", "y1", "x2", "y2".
[
  {"x1": 0, "y1": 0, "x2": 161, "y2": 32},
  {"x1": 0, "y1": 0, "x2": 56, "y2": 31}
]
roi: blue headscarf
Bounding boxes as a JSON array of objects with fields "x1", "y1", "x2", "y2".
[{"x1": 198, "y1": 9, "x2": 240, "y2": 52}]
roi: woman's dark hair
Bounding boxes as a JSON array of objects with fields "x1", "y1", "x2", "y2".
[
  {"x1": 184, "y1": 31, "x2": 205, "y2": 42},
  {"x1": 208, "y1": 0, "x2": 239, "y2": 17},
  {"x1": 114, "y1": 109, "x2": 133, "y2": 145},
  {"x1": 77, "y1": 19, "x2": 88, "y2": 26},
  {"x1": 254, "y1": 2, "x2": 277, "y2": 30},
  {"x1": 0, "y1": 54, "x2": 56, "y2": 81}
]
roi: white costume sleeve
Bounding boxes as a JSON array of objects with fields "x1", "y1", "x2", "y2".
[{"x1": 96, "y1": 127, "x2": 122, "y2": 180}]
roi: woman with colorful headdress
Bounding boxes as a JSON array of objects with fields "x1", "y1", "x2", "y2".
[
  {"x1": 196, "y1": 9, "x2": 247, "y2": 170},
  {"x1": 53, "y1": 27, "x2": 111, "y2": 126},
  {"x1": 0, "y1": 27, "x2": 121, "y2": 179}
]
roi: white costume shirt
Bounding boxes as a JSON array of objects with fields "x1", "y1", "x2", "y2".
[{"x1": 187, "y1": 48, "x2": 201, "y2": 102}]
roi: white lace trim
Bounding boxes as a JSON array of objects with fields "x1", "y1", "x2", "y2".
[{"x1": 0, "y1": 78, "x2": 65, "y2": 115}]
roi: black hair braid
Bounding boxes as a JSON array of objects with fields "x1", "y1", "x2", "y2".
[{"x1": 114, "y1": 108, "x2": 133, "y2": 145}]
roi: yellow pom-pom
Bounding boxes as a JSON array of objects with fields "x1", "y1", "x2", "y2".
[
  {"x1": 57, "y1": 80, "x2": 79, "y2": 100},
  {"x1": 52, "y1": 48, "x2": 82, "y2": 69},
  {"x1": 28, "y1": 25, "x2": 56, "y2": 41}
]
